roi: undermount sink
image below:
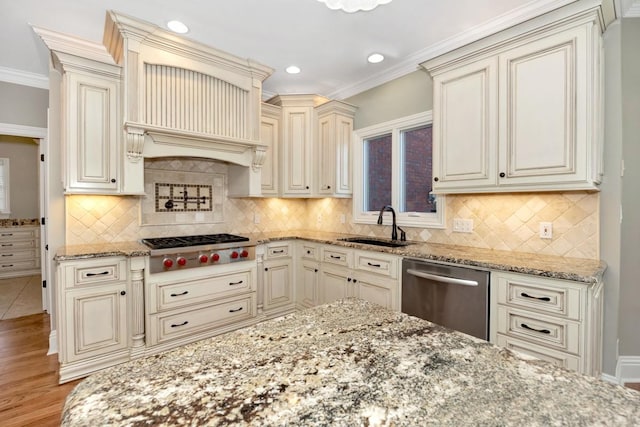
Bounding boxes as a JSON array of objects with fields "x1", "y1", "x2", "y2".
[{"x1": 338, "y1": 237, "x2": 412, "y2": 248}]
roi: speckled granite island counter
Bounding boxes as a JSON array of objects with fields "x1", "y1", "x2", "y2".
[{"x1": 63, "y1": 299, "x2": 638, "y2": 426}]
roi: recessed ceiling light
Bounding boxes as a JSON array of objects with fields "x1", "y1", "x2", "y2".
[
  {"x1": 367, "y1": 53, "x2": 385, "y2": 64},
  {"x1": 167, "y1": 20, "x2": 189, "y2": 34},
  {"x1": 286, "y1": 65, "x2": 301, "y2": 74}
]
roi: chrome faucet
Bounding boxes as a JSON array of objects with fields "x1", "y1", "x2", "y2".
[{"x1": 377, "y1": 205, "x2": 399, "y2": 241}]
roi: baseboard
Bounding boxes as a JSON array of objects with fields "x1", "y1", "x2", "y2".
[
  {"x1": 616, "y1": 355, "x2": 640, "y2": 383},
  {"x1": 600, "y1": 373, "x2": 619, "y2": 385},
  {"x1": 47, "y1": 329, "x2": 58, "y2": 355}
]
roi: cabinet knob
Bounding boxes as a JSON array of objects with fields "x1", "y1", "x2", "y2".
[
  {"x1": 433, "y1": 177, "x2": 439, "y2": 182},
  {"x1": 499, "y1": 172, "x2": 506, "y2": 178},
  {"x1": 314, "y1": 269, "x2": 318, "y2": 273},
  {"x1": 264, "y1": 267, "x2": 269, "y2": 271},
  {"x1": 327, "y1": 186, "x2": 331, "y2": 189},
  {"x1": 120, "y1": 290, "x2": 126, "y2": 296},
  {"x1": 353, "y1": 279, "x2": 357, "y2": 283},
  {"x1": 111, "y1": 179, "x2": 116, "y2": 183},
  {"x1": 305, "y1": 186, "x2": 309, "y2": 190},
  {"x1": 347, "y1": 278, "x2": 352, "y2": 282}
]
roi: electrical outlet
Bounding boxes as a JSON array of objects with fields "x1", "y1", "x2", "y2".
[
  {"x1": 539, "y1": 222, "x2": 553, "y2": 239},
  {"x1": 339, "y1": 214, "x2": 346, "y2": 224},
  {"x1": 317, "y1": 213, "x2": 323, "y2": 224},
  {"x1": 253, "y1": 213, "x2": 261, "y2": 224},
  {"x1": 453, "y1": 218, "x2": 473, "y2": 233}
]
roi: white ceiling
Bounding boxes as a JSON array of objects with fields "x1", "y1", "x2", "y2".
[{"x1": 0, "y1": 0, "x2": 624, "y2": 99}]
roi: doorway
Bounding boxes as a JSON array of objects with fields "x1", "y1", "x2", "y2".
[{"x1": 0, "y1": 125, "x2": 48, "y2": 320}]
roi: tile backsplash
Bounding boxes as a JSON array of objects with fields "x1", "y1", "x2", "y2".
[{"x1": 64, "y1": 159, "x2": 599, "y2": 259}]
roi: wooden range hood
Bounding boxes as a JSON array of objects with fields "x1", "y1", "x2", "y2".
[{"x1": 103, "y1": 10, "x2": 274, "y2": 196}]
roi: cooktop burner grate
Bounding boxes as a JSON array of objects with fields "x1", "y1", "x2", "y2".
[{"x1": 141, "y1": 233, "x2": 249, "y2": 250}]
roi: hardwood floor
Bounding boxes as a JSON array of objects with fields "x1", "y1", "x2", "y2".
[{"x1": 0, "y1": 313, "x2": 80, "y2": 427}]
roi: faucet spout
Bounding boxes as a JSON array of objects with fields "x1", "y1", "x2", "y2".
[{"x1": 377, "y1": 205, "x2": 398, "y2": 240}]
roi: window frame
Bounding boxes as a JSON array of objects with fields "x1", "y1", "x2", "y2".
[
  {"x1": 0, "y1": 158, "x2": 10, "y2": 215},
  {"x1": 352, "y1": 111, "x2": 445, "y2": 229}
]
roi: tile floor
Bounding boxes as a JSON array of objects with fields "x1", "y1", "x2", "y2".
[{"x1": 0, "y1": 274, "x2": 43, "y2": 320}]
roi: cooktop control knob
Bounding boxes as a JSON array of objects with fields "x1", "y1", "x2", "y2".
[
  {"x1": 177, "y1": 257, "x2": 187, "y2": 266},
  {"x1": 211, "y1": 253, "x2": 220, "y2": 262},
  {"x1": 199, "y1": 254, "x2": 208, "y2": 263},
  {"x1": 230, "y1": 251, "x2": 239, "y2": 259},
  {"x1": 240, "y1": 250, "x2": 249, "y2": 258},
  {"x1": 163, "y1": 258, "x2": 174, "y2": 268}
]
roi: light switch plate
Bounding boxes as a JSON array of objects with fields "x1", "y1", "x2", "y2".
[
  {"x1": 453, "y1": 218, "x2": 473, "y2": 233},
  {"x1": 539, "y1": 222, "x2": 553, "y2": 239}
]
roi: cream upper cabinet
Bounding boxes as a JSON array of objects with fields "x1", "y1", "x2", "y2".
[
  {"x1": 260, "y1": 103, "x2": 281, "y2": 196},
  {"x1": 64, "y1": 70, "x2": 120, "y2": 193},
  {"x1": 315, "y1": 101, "x2": 357, "y2": 197},
  {"x1": 423, "y1": 4, "x2": 608, "y2": 194},
  {"x1": 266, "y1": 95, "x2": 356, "y2": 198},
  {"x1": 431, "y1": 57, "x2": 498, "y2": 190}
]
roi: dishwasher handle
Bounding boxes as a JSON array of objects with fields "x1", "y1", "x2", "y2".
[{"x1": 406, "y1": 268, "x2": 479, "y2": 287}]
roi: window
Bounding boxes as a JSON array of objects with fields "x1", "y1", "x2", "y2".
[
  {"x1": 354, "y1": 112, "x2": 444, "y2": 228},
  {"x1": 0, "y1": 158, "x2": 9, "y2": 214}
]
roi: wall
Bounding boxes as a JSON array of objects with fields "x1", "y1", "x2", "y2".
[
  {"x1": 345, "y1": 70, "x2": 433, "y2": 129},
  {"x1": 0, "y1": 135, "x2": 39, "y2": 219},
  {"x1": 0, "y1": 82, "x2": 48, "y2": 127},
  {"x1": 618, "y1": 18, "x2": 640, "y2": 360},
  {"x1": 600, "y1": 21, "x2": 622, "y2": 377}
]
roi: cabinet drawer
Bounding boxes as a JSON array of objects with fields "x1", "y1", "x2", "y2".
[
  {"x1": 266, "y1": 242, "x2": 291, "y2": 259},
  {"x1": 300, "y1": 243, "x2": 318, "y2": 260},
  {"x1": 322, "y1": 246, "x2": 352, "y2": 267},
  {"x1": 0, "y1": 249, "x2": 39, "y2": 262},
  {"x1": 496, "y1": 272, "x2": 582, "y2": 320},
  {"x1": 65, "y1": 258, "x2": 127, "y2": 287},
  {"x1": 0, "y1": 239, "x2": 38, "y2": 251},
  {"x1": 152, "y1": 270, "x2": 253, "y2": 312},
  {"x1": 496, "y1": 334, "x2": 581, "y2": 372},
  {"x1": 496, "y1": 305, "x2": 581, "y2": 354},
  {"x1": 0, "y1": 258, "x2": 39, "y2": 272},
  {"x1": 148, "y1": 294, "x2": 256, "y2": 345},
  {"x1": 354, "y1": 251, "x2": 399, "y2": 279},
  {"x1": 0, "y1": 228, "x2": 39, "y2": 242}
]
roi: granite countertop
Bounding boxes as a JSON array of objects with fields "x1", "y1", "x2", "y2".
[
  {"x1": 53, "y1": 230, "x2": 606, "y2": 283},
  {"x1": 0, "y1": 218, "x2": 40, "y2": 227},
  {"x1": 62, "y1": 299, "x2": 640, "y2": 426}
]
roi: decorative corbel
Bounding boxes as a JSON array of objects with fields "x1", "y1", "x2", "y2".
[
  {"x1": 125, "y1": 125, "x2": 145, "y2": 162},
  {"x1": 252, "y1": 145, "x2": 268, "y2": 171}
]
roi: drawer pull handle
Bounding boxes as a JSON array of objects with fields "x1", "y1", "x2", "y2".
[
  {"x1": 272, "y1": 249, "x2": 285, "y2": 254},
  {"x1": 2, "y1": 264, "x2": 14, "y2": 267},
  {"x1": 1, "y1": 243, "x2": 12, "y2": 247},
  {"x1": 1, "y1": 233, "x2": 13, "y2": 237},
  {"x1": 520, "y1": 323, "x2": 551, "y2": 334},
  {"x1": 367, "y1": 262, "x2": 381, "y2": 268},
  {"x1": 229, "y1": 280, "x2": 244, "y2": 286},
  {"x1": 170, "y1": 321, "x2": 189, "y2": 328},
  {"x1": 229, "y1": 307, "x2": 244, "y2": 313},
  {"x1": 330, "y1": 255, "x2": 341, "y2": 259},
  {"x1": 170, "y1": 291, "x2": 189, "y2": 297},
  {"x1": 2, "y1": 254, "x2": 13, "y2": 257},
  {"x1": 86, "y1": 271, "x2": 110, "y2": 277},
  {"x1": 520, "y1": 292, "x2": 551, "y2": 302}
]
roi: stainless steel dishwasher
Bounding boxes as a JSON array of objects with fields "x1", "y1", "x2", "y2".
[{"x1": 402, "y1": 258, "x2": 490, "y2": 340}]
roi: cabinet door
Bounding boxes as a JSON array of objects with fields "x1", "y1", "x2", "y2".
[
  {"x1": 432, "y1": 57, "x2": 498, "y2": 190},
  {"x1": 498, "y1": 24, "x2": 589, "y2": 186},
  {"x1": 63, "y1": 284, "x2": 127, "y2": 362},
  {"x1": 317, "y1": 113, "x2": 353, "y2": 197},
  {"x1": 260, "y1": 113, "x2": 279, "y2": 196},
  {"x1": 281, "y1": 106, "x2": 312, "y2": 196},
  {"x1": 66, "y1": 72, "x2": 119, "y2": 193},
  {"x1": 299, "y1": 260, "x2": 320, "y2": 308},
  {"x1": 263, "y1": 259, "x2": 293, "y2": 310},
  {"x1": 353, "y1": 272, "x2": 399, "y2": 311},
  {"x1": 319, "y1": 265, "x2": 351, "y2": 304}
]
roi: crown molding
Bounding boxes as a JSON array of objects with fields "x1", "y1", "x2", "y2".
[
  {"x1": 329, "y1": 0, "x2": 580, "y2": 99},
  {"x1": 0, "y1": 122, "x2": 47, "y2": 138},
  {"x1": 0, "y1": 66, "x2": 49, "y2": 90}
]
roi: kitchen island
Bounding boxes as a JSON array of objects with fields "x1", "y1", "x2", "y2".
[{"x1": 62, "y1": 299, "x2": 639, "y2": 426}]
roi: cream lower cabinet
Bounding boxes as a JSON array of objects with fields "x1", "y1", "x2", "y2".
[
  {"x1": 56, "y1": 257, "x2": 130, "y2": 383},
  {"x1": 297, "y1": 242, "x2": 320, "y2": 308},
  {"x1": 318, "y1": 245, "x2": 400, "y2": 311},
  {"x1": 262, "y1": 241, "x2": 295, "y2": 317},
  {"x1": 491, "y1": 271, "x2": 603, "y2": 376},
  {"x1": 0, "y1": 226, "x2": 41, "y2": 279},
  {"x1": 423, "y1": 4, "x2": 607, "y2": 193}
]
